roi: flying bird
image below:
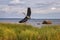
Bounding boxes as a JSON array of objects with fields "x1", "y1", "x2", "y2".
[{"x1": 19, "y1": 7, "x2": 31, "y2": 23}]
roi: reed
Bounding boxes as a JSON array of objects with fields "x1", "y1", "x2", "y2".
[{"x1": 0, "y1": 23, "x2": 60, "y2": 40}]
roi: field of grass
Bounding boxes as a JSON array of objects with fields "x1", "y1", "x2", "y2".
[{"x1": 0, "y1": 23, "x2": 60, "y2": 40}]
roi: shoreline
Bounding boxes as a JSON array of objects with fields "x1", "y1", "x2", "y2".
[{"x1": 0, "y1": 22, "x2": 60, "y2": 28}]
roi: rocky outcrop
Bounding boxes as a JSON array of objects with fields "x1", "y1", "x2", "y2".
[{"x1": 42, "y1": 20, "x2": 52, "y2": 24}]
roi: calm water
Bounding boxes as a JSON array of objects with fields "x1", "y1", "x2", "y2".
[{"x1": 0, "y1": 18, "x2": 60, "y2": 27}]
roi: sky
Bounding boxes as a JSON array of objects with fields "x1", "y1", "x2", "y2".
[{"x1": 0, "y1": 0, "x2": 60, "y2": 19}]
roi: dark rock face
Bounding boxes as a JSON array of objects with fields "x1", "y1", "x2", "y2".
[{"x1": 42, "y1": 20, "x2": 52, "y2": 24}]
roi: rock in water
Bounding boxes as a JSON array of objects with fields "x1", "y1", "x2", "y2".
[{"x1": 42, "y1": 20, "x2": 52, "y2": 24}]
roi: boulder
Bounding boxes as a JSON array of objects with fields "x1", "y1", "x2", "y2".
[{"x1": 42, "y1": 20, "x2": 52, "y2": 24}]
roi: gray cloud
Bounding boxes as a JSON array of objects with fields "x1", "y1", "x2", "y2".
[{"x1": 0, "y1": 0, "x2": 60, "y2": 18}]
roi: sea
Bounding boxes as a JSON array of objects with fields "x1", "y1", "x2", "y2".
[{"x1": 0, "y1": 18, "x2": 60, "y2": 27}]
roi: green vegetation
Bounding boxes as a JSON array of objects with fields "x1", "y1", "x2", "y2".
[{"x1": 0, "y1": 23, "x2": 60, "y2": 40}]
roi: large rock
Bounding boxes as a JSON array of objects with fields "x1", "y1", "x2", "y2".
[{"x1": 42, "y1": 20, "x2": 52, "y2": 24}]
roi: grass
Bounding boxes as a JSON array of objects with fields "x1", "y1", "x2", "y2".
[{"x1": 0, "y1": 23, "x2": 60, "y2": 40}]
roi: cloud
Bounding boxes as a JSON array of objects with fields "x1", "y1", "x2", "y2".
[
  {"x1": 0, "y1": 5, "x2": 60, "y2": 15},
  {"x1": 0, "y1": 0, "x2": 60, "y2": 18},
  {"x1": 0, "y1": 5, "x2": 27, "y2": 14},
  {"x1": 9, "y1": 0, "x2": 25, "y2": 4},
  {"x1": 8, "y1": 0, "x2": 60, "y2": 9},
  {"x1": 51, "y1": 7, "x2": 56, "y2": 10},
  {"x1": 0, "y1": 0, "x2": 60, "y2": 14}
]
